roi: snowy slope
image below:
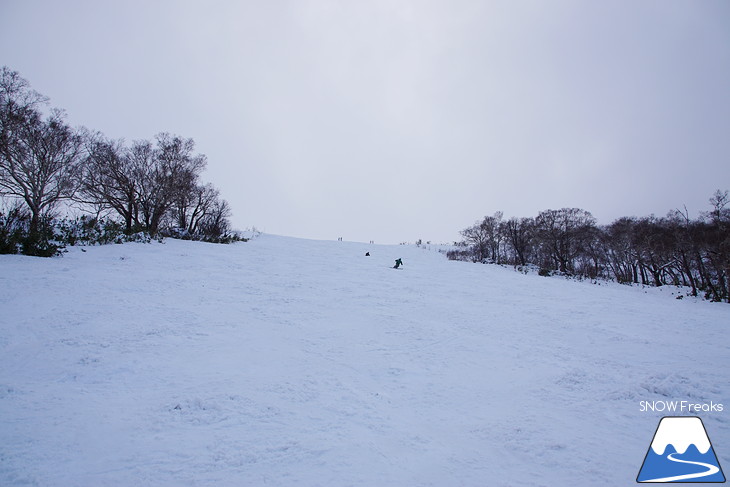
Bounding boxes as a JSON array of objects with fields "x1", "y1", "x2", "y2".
[{"x1": 1, "y1": 235, "x2": 728, "y2": 486}]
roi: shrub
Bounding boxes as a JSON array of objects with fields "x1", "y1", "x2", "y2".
[
  {"x1": 0, "y1": 211, "x2": 163, "y2": 257},
  {"x1": 446, "y1": 248, "x2": 474, "y2": 261},
  {"x1": 160, "y1": 227, "x2": 248, "y2": 244},
  {"x1": 0, "y1": 205, "x2": 28, "y2": 254}
]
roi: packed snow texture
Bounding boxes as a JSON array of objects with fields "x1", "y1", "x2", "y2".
[{"x1": 1, "y1": 235, "x2": 728, "y2": 486}]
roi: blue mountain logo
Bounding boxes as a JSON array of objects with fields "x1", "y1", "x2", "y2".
[{"x1": 637, "y1": 416, "x2": 725, "y2": 483}]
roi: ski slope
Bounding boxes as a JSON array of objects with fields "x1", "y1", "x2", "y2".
[{"x1": 1, "y1": 234, "x2": 728, "y2": 486}]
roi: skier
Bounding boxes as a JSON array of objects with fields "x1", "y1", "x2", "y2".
[{"x1": 393, "y1": 258, "x2": 403, "y2": 269}]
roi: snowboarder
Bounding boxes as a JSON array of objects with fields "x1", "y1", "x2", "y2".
[
  {"x1": 393, "y1": 258, "x2": 403, "y2": 269},
  {"x1": 365, "y1": 252, "x2": 370, "y2": 256}
]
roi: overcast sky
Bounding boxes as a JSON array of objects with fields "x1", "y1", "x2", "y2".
[{"x1": 2, "y1": 1, "x2": 729, "y2": 243}]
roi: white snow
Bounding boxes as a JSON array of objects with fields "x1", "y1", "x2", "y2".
[
  {"x1": 650, "y1": 416, "x2": 711, "y2": 455},
  {"x1": 1, "y1": 234, "x2": 728, "y2": 486}
]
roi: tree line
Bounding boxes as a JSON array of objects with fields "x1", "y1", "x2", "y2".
[
  {"x1": 0, "y1": 66, "x2": 236, "y2": 256},
  {"x1": 450, "y1": 193, "x2": 730, "y2": 303}
]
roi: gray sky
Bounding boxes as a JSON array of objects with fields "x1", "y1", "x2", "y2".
[{"x1": 2, "y1": 0, "x2": 729, "y2": 243}]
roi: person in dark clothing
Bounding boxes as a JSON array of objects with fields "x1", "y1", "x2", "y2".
[{"x1": 393, "y1": 258, "x2": 403, "y2": 269}]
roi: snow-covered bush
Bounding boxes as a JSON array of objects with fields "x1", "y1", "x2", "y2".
[
  {"x1": 446, "y1": 248, "x2": 474, "y2": 262},
  {"x1": 0, "y1": 212, "x2": 163, "y2": 257},
  {"x1": 54, "y1": 216, "x2": 159, "y2": 247},
  {"x1": 0, "y1": 207, "x2": 62, "y2": 257},
  {"x1": 0, "y1": 204, "x2": 27, "y2": 254},
  {"x1": 160, "y1": 227, "x2": 248, "y2": 244}
]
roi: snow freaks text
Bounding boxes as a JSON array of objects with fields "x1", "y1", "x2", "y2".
[{"x1": 639, "y1": 401, "x2": 724, "y2": 413}]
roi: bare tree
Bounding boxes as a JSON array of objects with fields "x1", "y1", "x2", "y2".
[
  {"x1": 129, "y1": 139, "x2": 159, "y2": 232},
  {"x1": 482, "y1": 211, "x2": 504, "y2": 263},
  {"x1": 0, "y1": 67, "x2": 46, "y2": 135},
  {"x1": 198, "y1": 197, "x2": 232, "y2": 238},
  {"x1": 705, "y1": 190, "x2": 730, "y2": 301},
  {"x1": 0, "y1": 106, "x2": 83, "y2": 235},
  {"x1": 459, "y1": 212, "x2": 505, "y2": 262},
  {"x1": 134, "y1": 133, "x2": 206, "y2": 235},
  {"x1": 706, "y1": 190, "x2": 730, "y2": 226},
  {"x1": 504, "y1": 216, "x2": 534, "y2": 266},
  {"x1": 79, "y1": 133, "x2": 139, "y2": 233},
  {"x1": 455, "y1": 191, "x2": 729, "y2": 301},
  {"x1": 1, "y1": 66, "x2": 241, "y2": 254},
  {"x1": 0, "y1": 67, "x2": 46, "y2": 233},
  {"x1": 460, "y1": 220, "x2": 489, "y2": 262},
  {"x1": 534, "y1": 208, "x2": 596, "y2": 273},
  {"x1": 603, "y1": 217, "x2": 639, "y2": 283},
  {"x1": 172, "y1": 182, "x2": 222, "y2": 235}
]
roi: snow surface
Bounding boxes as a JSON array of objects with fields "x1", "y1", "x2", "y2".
[{"x1": 1, "y1": 234, "x2": 728, "y2": 486}]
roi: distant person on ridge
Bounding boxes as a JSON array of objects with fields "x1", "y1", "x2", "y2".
[{"x1": 393, "y1": 258, "x2": 403, "y2": 269}]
